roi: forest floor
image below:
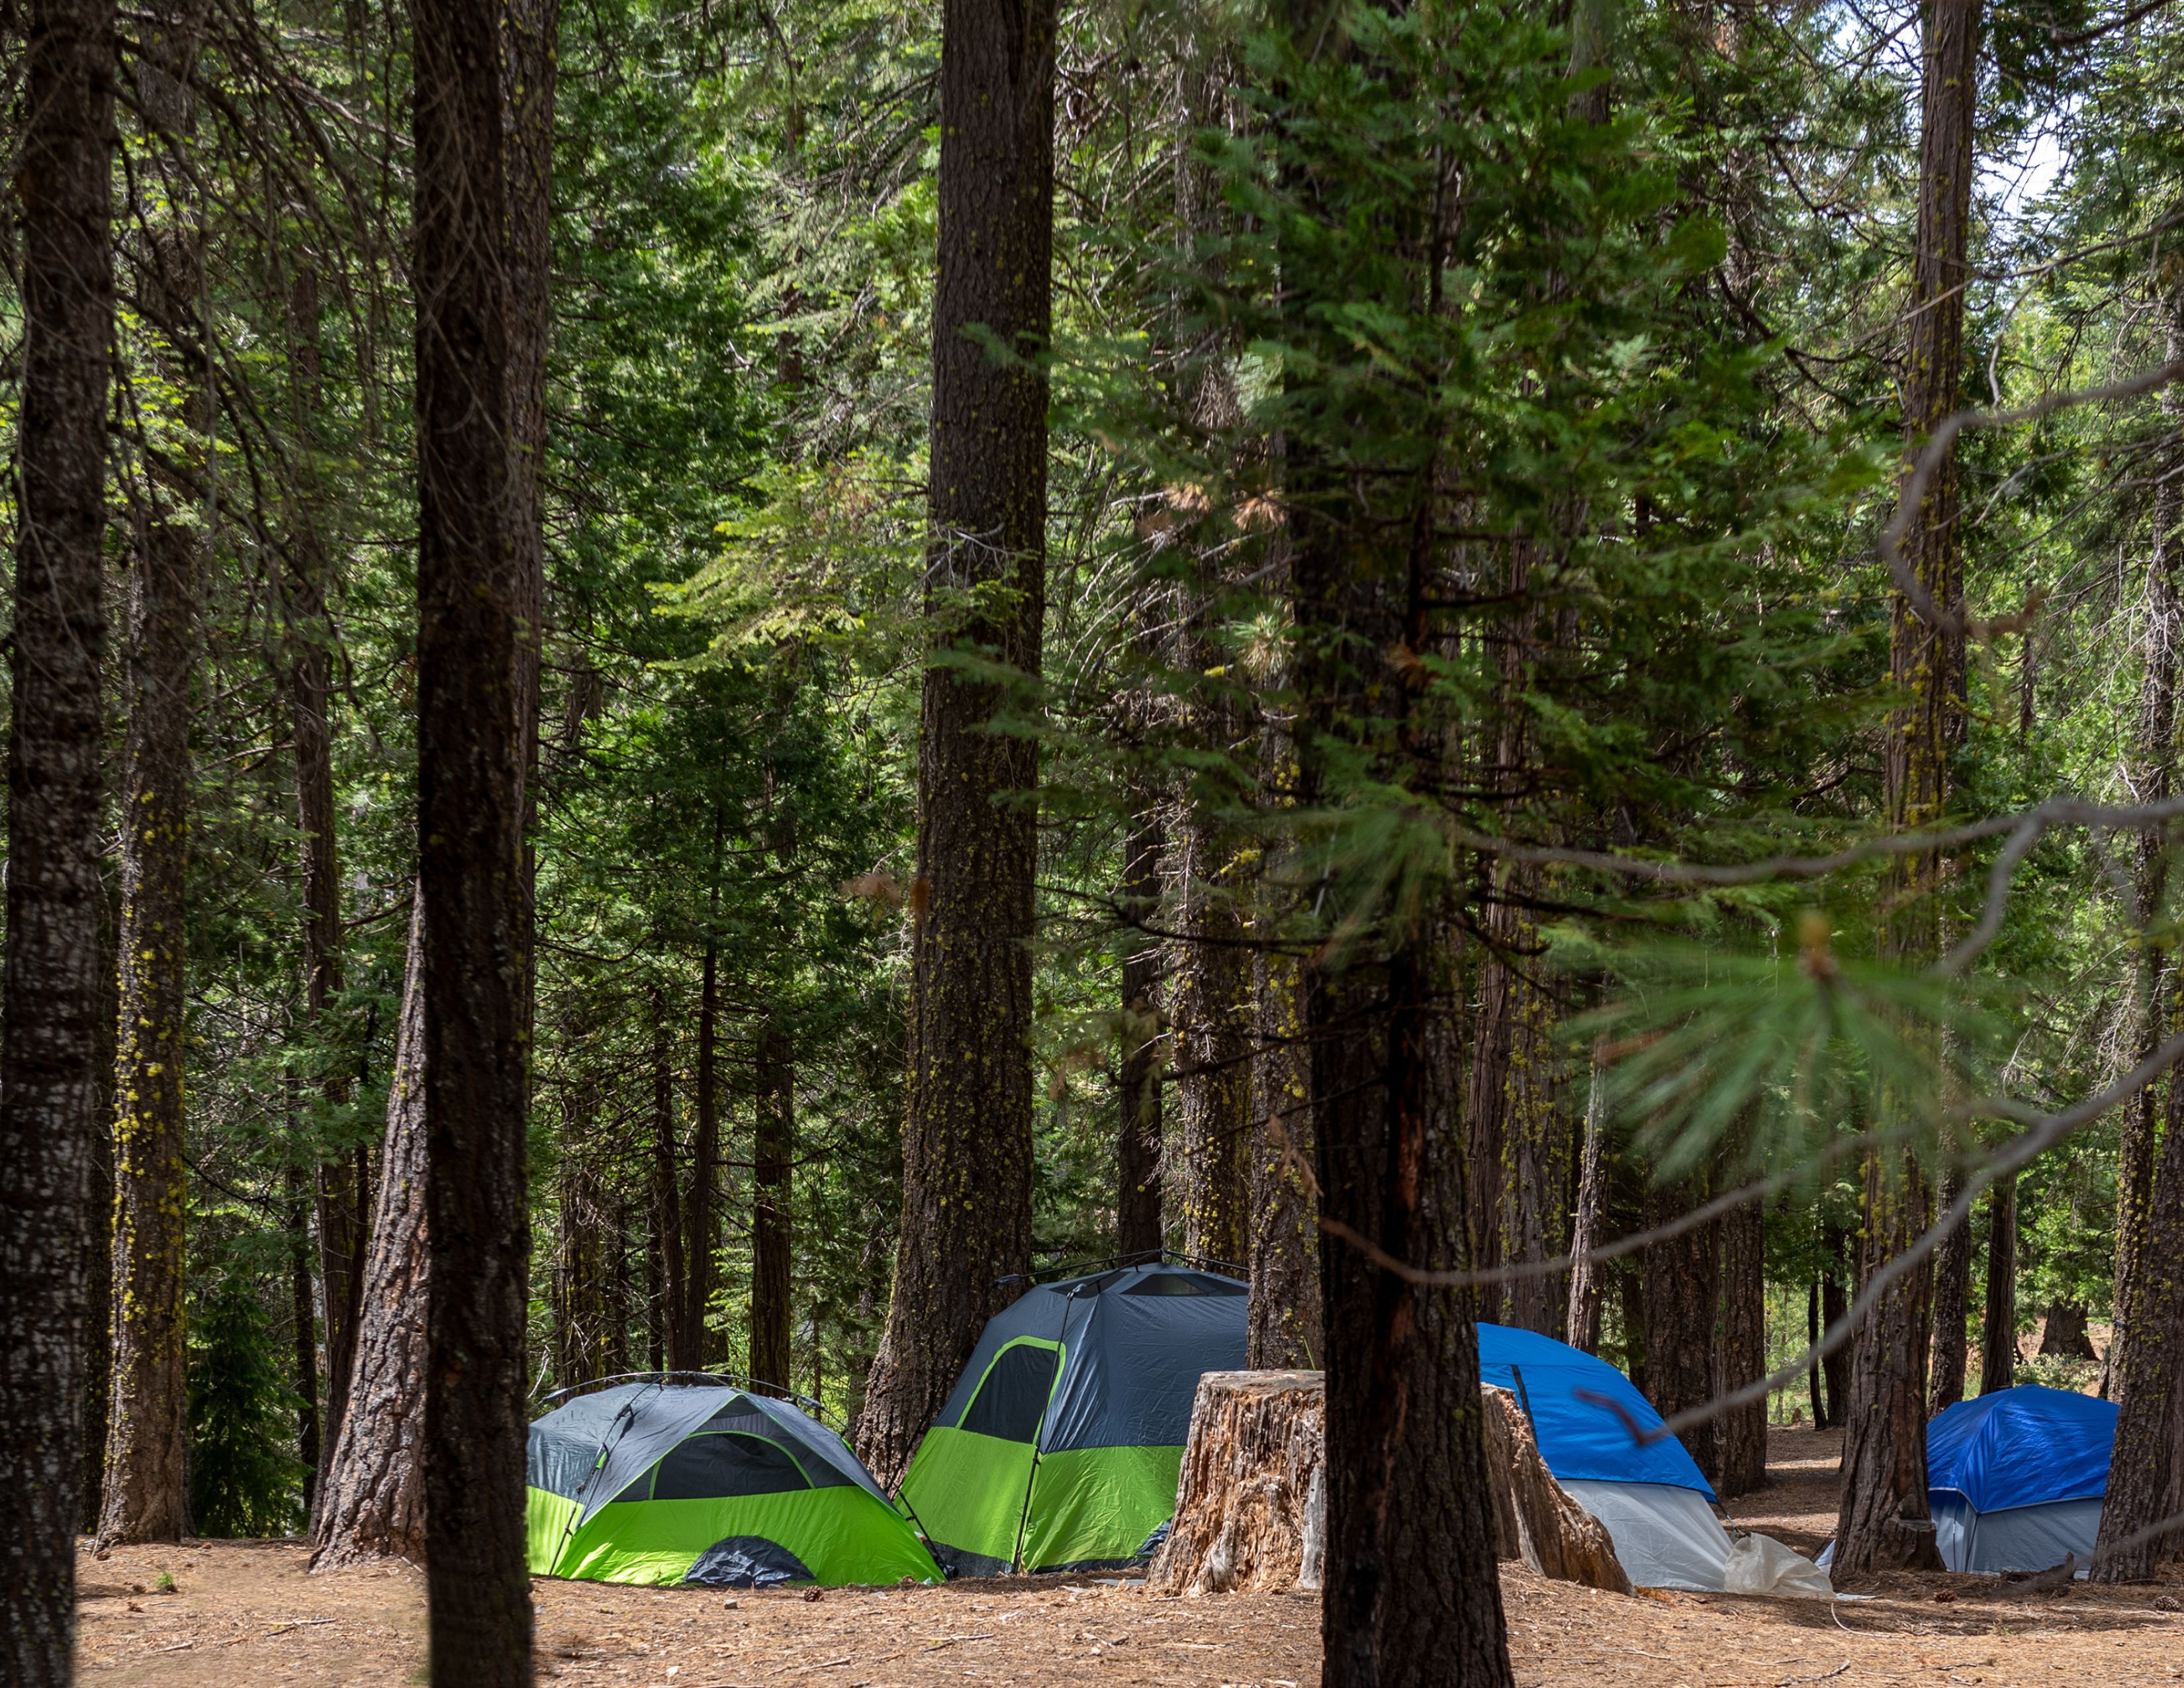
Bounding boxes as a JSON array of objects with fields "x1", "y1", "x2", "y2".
[{"x1": 77, "y1": 1425, "x2": 2184, "y2": 1687}]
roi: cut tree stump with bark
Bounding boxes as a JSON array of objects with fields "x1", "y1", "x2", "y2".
[
  {"x1": 1480, "y1": 1386, "x2": 1632, "y2": 1595},
  {"x1": 1150, "y1": 1372, "x2": 1629, "y2": 1599},
  {"x1": 1150, "y1": 1371, "x2": 1326, "y2": 1596}
]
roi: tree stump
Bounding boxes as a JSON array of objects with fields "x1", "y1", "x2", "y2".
[
  {"x1": 1148, "y1": 1371, "x2": 1324, "y2": 1595},
  {"x1": 1481, "y1": 1385, "x2": 1631, "y2": 1594},
  {"x1": 1150, "y1": 1373, "x2": 1629, "y2": 1599}
]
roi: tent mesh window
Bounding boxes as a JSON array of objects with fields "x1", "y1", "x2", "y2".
[
  {"x1": 1122, "y1": 1272, "x2": 1244, "y2": 1297},
  {"x1": 612, "y1": 1423, "x2": 817, "y2": 1503},
  {"x1": 959, "y1": 1343, "x2": 1058, "y2": 1442}
]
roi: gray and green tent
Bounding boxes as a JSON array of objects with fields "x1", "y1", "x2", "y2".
[
  {"x1": 897, "y1": 1262, "x2": 1248, "y2": 1576},
  {"x1": 527, "y1": 1379, "x2": 940, "y2": 1588}
]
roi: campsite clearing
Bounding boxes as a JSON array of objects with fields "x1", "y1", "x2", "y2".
[
  {"x1": 72, "y1": 1535, "x2": 2184, "y2": 1687},
  {"x1": 71, "y1": 1427, "x2": 2184, "y2": 1687}
]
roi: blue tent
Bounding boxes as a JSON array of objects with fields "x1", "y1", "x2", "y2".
[
  {"x1": 1478, "y1": 1324, "x2": 1729, "y2": 1590},
  {"x1": 1479, "y1": 1323, "x2": 1714, "y2": 1496},
  {"x1": 1927, "y1": 1386, "x2": 2116, "y2": 1573}
]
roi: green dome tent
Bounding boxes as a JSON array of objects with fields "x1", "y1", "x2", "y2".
[
  {"x1": 527, "y1": 1378, "x2": 941, "y2": 1588},
  {"x1": 897, "y1": 1261, "x2": 1248, "y2": 1576}
]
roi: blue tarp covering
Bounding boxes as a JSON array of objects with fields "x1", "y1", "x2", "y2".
[
  {"x1": 1927, "y1": 1385, "x2": 2116, "y2": 1513},
  {"x1": 1478, "y1": 1323, "x2": 1716, "y2": 1501}
]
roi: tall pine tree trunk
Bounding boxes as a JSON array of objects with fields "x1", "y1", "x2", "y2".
[
  {"x1": 289, "y1": 1159, "x2": 324, "y2": 1497},
  {"x1": 686, "y1": 947, "x2": 720, "y2": 1367},
  {"x1": 314, "y1": 893, "x2": 429, "y2": 1567},
  {"x1": 2114, "y1": 293, "x2": 2183, "y2": 1408},
  {"x1": 2095, "y1": 1074, "x2": 2184, "y2": 1579},
  {"x1": 1166, "y1": 37, "x2": 1250, "y2": 1272},
  {"x1": 412, "y1": 0, "x2": 533, "y2": 1663},
  {"x1": 1979, "y1": 1174, "x2": 2017, "y2": 1394},
  {"x1": 1248, "y1": 938, "x2": 1321, "y2": 1366},
  {"x1": 1244, "y1": 616, "x2": 1320, "y2": 1364},
  {"x1": 2093, "y1": 293, "x2": 2184, "y2": 1584},
  {"x1": 1715, "y1": 1192, "x2": 1768, "y2": 1497},
  {"x1": 100, "y1": 214, "x2": 206, "y2": 1550},
  {"x1": 1821, "y1": 1231, "x2": 1851, "y2": 1428},
  {"x1": 1834, "y1": 0, "x2": 1978, "y2": 1581},
  {"x1": 651, "y1": 999, "x2": 690, "y2": 1371},
  {"x1": 1498, "y1": 952, "x2": 1567, "y2": 1336},
  {"x1": 1283, "y1": 139, "x2": 1512, "y2": 1688},
  {"x1": 1928, "y1": 1161, "x2": 1972, "y2": 1414},
  {"x1": 285, "y1": 258, "x2": 368, "y2": 1517},
  {"x1": 1116, "y1": 811, "x2": 1166, "y2": 1258},
  {"x1": 1463, "y1": 545, "x2": 1541, "y2": 1315},
  {"x1": 855, "y1": 0, "x2": 1052, "y2": 1487},
  {"x1": 553, "y1": 1064, "x2": 608, "y2": 1389},
  {"x1": 1563, "y1": 1056, "x2": 1608, "y2": 1352},
  {"x1": 1169, "y1": 811, "x2": 1250, "y2": 1266},
  {"x1": 0, "y1": 0, "x2": 114, "y2": 1664},
  {"x1": 1293, "y1": 608, "x2": 1513, "y2": 1685},
  {"x1": 1464, "y1": 902, "x2": 1517, "y2": 1307},
  {"x1": 751, "y1": 1019, "x2": 796, "y2": 1391},
  {"x1": 1643, "y1": 1175, "x2": 1720, "y2": 1481},
  {"x1": 82, "y1": 881, "x2": 119, "y2": 1530}
]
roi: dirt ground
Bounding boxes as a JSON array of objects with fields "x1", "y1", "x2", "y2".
[{"x1": 77, "y1": 1425, "x2": 2184, "y2": 1687}]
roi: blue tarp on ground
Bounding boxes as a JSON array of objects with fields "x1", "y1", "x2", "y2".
[
  {"x1": 1927, "y1": 1385, "x2": 2116, "y2": 1513},
  {"x1": 1478, "y1": 1323, "x2": 1716, "y2": 1501}
]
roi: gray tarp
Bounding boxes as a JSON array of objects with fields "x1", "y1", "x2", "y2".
[{"x1": 1932, "y1": 1494, "x2": 2103, "y2": 1574}]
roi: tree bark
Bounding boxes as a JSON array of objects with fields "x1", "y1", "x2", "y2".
[
  {"x1": 751, "y1": 1018, "x2": 796, "y2": 1393},
  {"x1": 1287, "y1": 306, "x2": 1514, "y2": 1688},
  {"x1": 1928, "y1": 1162, "x2": 1972, "y2": 1415},
  {"x1": 1306, "y1": 917, "x2": 1512, "y2": 1687},
  {"x1": 1481, "y1": 1386, "x2": 1633, "y2": 1593},
  {"x1": 411, "y1": 0, "x2": 535, "y2": 1662},
  {"x1": 1170, "y1": 810, "x2": 1250, "y2": 1267},
  {"x1": 101, "y1": 208, "x2": 206, "y2": 1551},
  {"x1": 1148, "y1": 1370, "x2": 1325, "y2": 1595},
  {"x1": 284, "y1": 258, "x2": 367, "y2": 1514},
  {"x1": 1807, "y1": 1279, "x2": 1827, "y2": 1427},
  {"x1": 1979, "y1": 1174, "x2": 2017, "y2": 1395},
  {"x1": 553, "y1": 1073, "x2": 608, "y2": 1389},
  {"x1": 1833, "y1": 1158, "x2": 1942, "y2": 1576},
  {"x1": 1116, "y1": 811, "x2": 1166, "y2": 1258},
  {"x1": 686, "y1": 946, "x2": 720, "y2": 1367},
  {"x1": 289, "y1": 1160, "x2": 324, "y2": 1501},
  {"x1": 1716, "y1": 1192, "x2": 1768, "y2": 1497},
  {"x1": 1835, "y1": 0, "x2": 1978, "y2": 1582},
  {"x1": 1244, "y1": 591, "x2": 1319, "y2": 1366},
  {"x1": 2039, "y1": 1300, "x2": 2097, "y2": 1360},
  {"x1": 0, "y1": 0, "x2": 114, "y2": 1666},
  {"x1": 1563, "y1": 1056, "x2": 1608, "y2": 1352},
  {"x1": 314, "y1": 896, "x2": 429, "y2": 1568},
  {"x1": 2115, "y1": 295, "x2": 2184, "y2": 1407},
  {"x1": 1643, "y1": 1175, "x2": 1720, "y2": 1482},
  {"x1": 1248, "y1": 938, "x2": 1321, "y2": 1368},
  {"x1": 1463, "y1": 538, "x2": 1545, "y2": 1324},
  {"x1": 651, "y1": 998, "x2": 690, "y2": 1371},
  {"x1": 855, "y1": 0, "x2": 1052, "y2": 1488},
  {"x1": 1165, "y1": 42, "x2": 1251, "y2": 1272},
  {"x1": 1618, "y1": 1264, "x2": 1649, "y2": 1399},
  {"x1": 1498, "y1": 950, "x2": 1567, "y2": 1336},
  {"x1": 1821, "y1": 1225, "x2": 1852, "y2": 1428},
  {"x1": 82, "y1": 884, "x2": 118, "y2": 1531},
  {"x1": 2093, "y1": 1028, "x2": 2184, "y2": 1579},
  {"x1": 1464, "y1": 908, "x2": 1517, "y2": 1309}
]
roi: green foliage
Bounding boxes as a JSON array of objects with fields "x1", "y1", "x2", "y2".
[
  {"x1": 9, "y1": 0, "x2": 2184, "y2": 1476},
  {"x1": 187, "y1": 1268, "x2": 304, "y2": 1538}
]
